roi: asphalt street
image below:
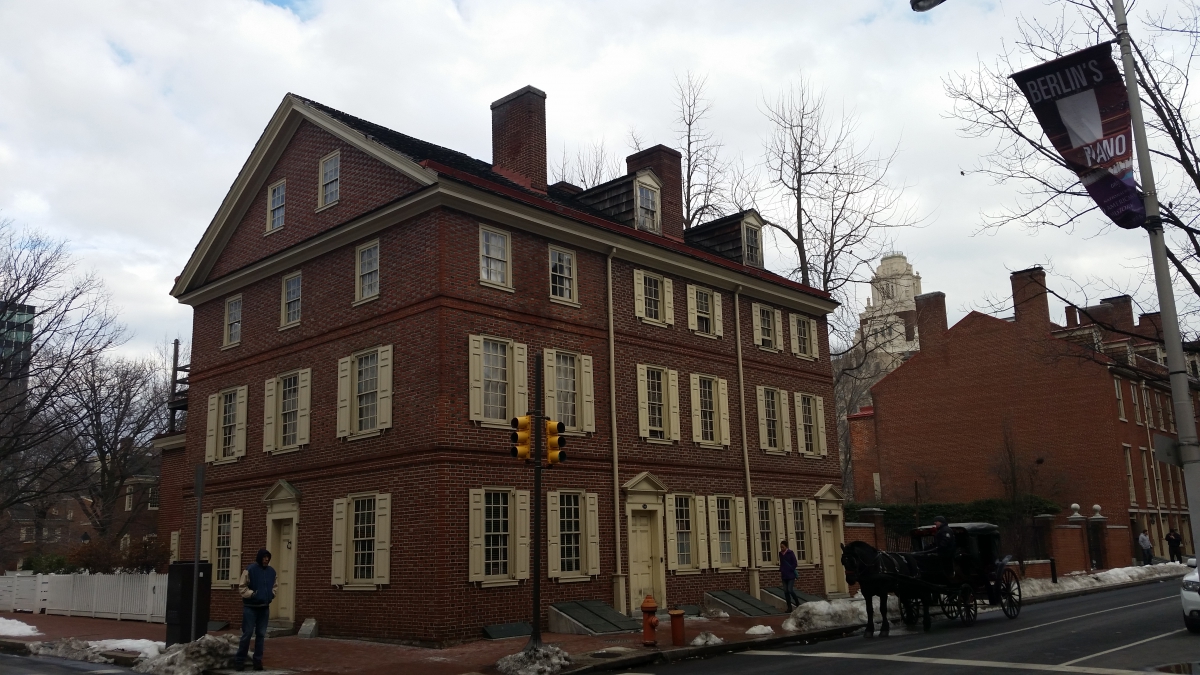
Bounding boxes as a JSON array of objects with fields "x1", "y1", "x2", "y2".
[
  {"x1": 0, "y1": 654, "x2": 133, "y2": 675},
  {"x1": 648, "y1": 581, "x2": 1198, "y2": 675}
]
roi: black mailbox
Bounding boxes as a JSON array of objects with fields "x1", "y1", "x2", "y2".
[{"x1": 165, "y1": 561, "x2": 212, "y2": 646}]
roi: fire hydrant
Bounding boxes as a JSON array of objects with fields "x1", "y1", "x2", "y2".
[
  {"x1": 669, "y1": 608, "x2": 686, "y2": 646},
  {"x1": 640, "y1": 595, "x2": 659, "y2": 647}
]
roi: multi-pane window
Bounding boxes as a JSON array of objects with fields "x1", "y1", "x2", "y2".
[
  {"x1": 646, "y1": 367, "x2": 665, "y2": 440},
  {"x1": 760, "y1": 307, "x2": 774, "y2": 348},
  {"x1": 675, "y1": 496, "x2": 692, "y2": 567},
  {"x1": 695, "y1": 288, "x2": 713, "y2": 335},
  {"x1": 321, "y1": 153, "x2": 340, "y2": 206},
  {"x1": 1154, "y1": 395, "x2": 1165, "y2": 430},
  {"x1": 280, "y1": 373, "x2": 299, "y2": 446},
  {"x1": 351, "y1": 496, "x2": 376, "y2": 580},
  {"x1": 1143, "y1": 387, "x2": 1153, "y2": 429},
  {"x1": 484, "y1": 491, "x2": 510, "y2": 577},
  {"x1": 357, "y1": 242, "x2": 379, "y2": 300},
  {"x1": 221, "y1": 391, "x2": 238, "y2": 458},
  {"x1": 126, "y1": 486, "x2": 133, "y2": 511},
  {"x1": 1114, "y1": 378, "x2": 1126, "y2": 420},
  {"x1": 758, "y1": 499, "x2": 774, "y2": 563},
  {"x1": 1131, "y1": 383, "x2": 1142, "y2": 424},
  {"x1": 550, "y1": 248, "x2": 575, "y2": 301},
  {"x1": 637, "y1": 184, "x2": 659, "y2": 233},
  {"x1": 716, "y1": 497, "x2": 733, "y2": 565},
  {"x1": 796, "y1": 317, "x2": 812, "y2": 355},
  {"x1": 225, "y1": 297, "x2": 242, "y2": 345},
  {"x1": 644, "y1": 275, "x2": 662, "y2": 321},
  {"x1": 483, "y1": 339, "x2": 509, "y2": 421},
  {"x1": 480, "y1": 228, "x2": 509, "y2": 287},
  {"x1": 356, "y1": 352, "x2": 379, "y2": 432},
  {"x1": 764, "y1": 388, "x2": 779, "y2": 449},
  {"x1": 559, "y1": 493, "x2": 582, "y2": 574},
  {"x1": 283, "y1": 274, "x2": 302, "y2": 325},
  {"x1": 148, "y1": 487, "x2": 159, "y2": 511},
  {"x1": 699, "y1": 377, "x2": 716, "y2": 443},
  {"x1": 800, "y1": 394, "x2": 816, "y2": 454},
  {"x1": 555, "y1": 352, "x2": 577, "y2": 429},
  {"x1": 744, "y1": 225, "x2": 761, "y2": 266},
  {"x1": 791, "y1": 500, "x2": 807, "y2": 561},
  {"x1": 269, "y1": 181, "x2": 286, "y2": 230},
  {"x1": 215, "y1": 512, "x2": 232, "y2": 581}
]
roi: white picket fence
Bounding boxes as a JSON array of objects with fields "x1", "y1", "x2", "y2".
[{"x1": 0, "y1": 573, "x2": 166, "y2": 622}]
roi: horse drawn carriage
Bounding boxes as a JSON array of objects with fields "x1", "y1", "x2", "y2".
[{"x1": 842, "y1": 522, "x2": 1023, "y2": 633}]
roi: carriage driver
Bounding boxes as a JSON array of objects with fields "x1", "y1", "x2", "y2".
[{"x1": 923, "y1": 515, "x2": 957, "y2": 580}]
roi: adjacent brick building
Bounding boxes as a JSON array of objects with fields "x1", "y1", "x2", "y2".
[
  {"x1": 850, "y1": 267, "x2": 1195, "y2": 570},
  {"x1": 157, "y1": 87, "x2": 846, "y2": 644}
]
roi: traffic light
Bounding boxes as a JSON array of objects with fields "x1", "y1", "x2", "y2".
[
  {"x1": 511, "y1": 416, "x2": 533, "y2": 460},
  {"x1": 546, "y1": 419, "x2": 566, "y2": 464}
]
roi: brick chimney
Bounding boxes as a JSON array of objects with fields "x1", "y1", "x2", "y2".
[
  {"x1": 491, "y1": 86, "x2": 547, "y2": 192},
  {"x1": 1010, "y1": 267, "x2": 1050, "y2": 328},
  {"x1": 1065, "y1": 306, "x2": 1079, "y2": 327},
  {"x1": 626, "y1": 145, "x2": 683, "y2": 241},
  {"x1": 915, "y1": 291, "x2": 948, "y2": 351}
]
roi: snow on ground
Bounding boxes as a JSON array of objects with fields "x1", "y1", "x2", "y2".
[
  {"x1": 132, "y1": 634, "x2": 237, "y2": 675},
  {"x1": 89, "y1": 639, "x2": 165, "y2": 660},
  {"x1": 690, "y1": 631, "x2": 725, "y2": 646},
  {"x1": 745, "y1": 624, "x2": 774, "y2": 636},
  {"x1": 495, "y1": 645, "x2": 572, "y2": 675},
  {"x1": 0, "y1": 617, "x2": 40, "y2": 636},
  {"x1": 1022, "y1": 562, "x2": 1189, "y2": 599},
  {"x1": 782, "y1": 592, "x2": 901, "y2": 633}
]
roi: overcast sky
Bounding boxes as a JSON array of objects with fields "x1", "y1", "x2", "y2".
[{"x1": 0, "y1": 0, "x2": 1168, "y2": 357}]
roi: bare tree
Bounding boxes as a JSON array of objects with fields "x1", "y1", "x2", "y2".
[
  {"x1": 674, "y1": 72, "x2": 729, "y2": 227},
  {"x1": 550, "y1": 140, "x2": 622, "y2": 189}
]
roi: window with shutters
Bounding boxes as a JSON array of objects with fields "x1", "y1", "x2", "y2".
[
  {"x1": 223, "y1": 296, "x2": 242, "y2": 347},
  {"x1": 355, "y1": 240, "x2": 379, "y2": 303},
  {"x1": 332, "y1": 492, "x2": 390, "y2": 588},
  {"x1": 647, "y1": 367, "x2": 666, "y2": 440},
  {"x1": 220, "y1": 390, "x2": 238, "y2": 458},
  {"x1": 555, "y1": 352, "x2": 577, "y2": 430},
  {"x1": 698, "y1": 377, "x2": 716, "y2": 443},
  {"x1": 148, "y1": 486, "x2": 159, "y2": 511},
  {"x1": 1142, "y1": 386, "x2": 1153, "y2": 429},
  {"x1": 352, "y1": 496, "x2": 376, "y2": 581},
  {"x1": 759, "y1": 306, "x2": 775, "y2": 349},
  {"x1": 281, "y1": 273, "x2": 301, "y2": 327},
  {"x1": 695, "y1": 288, "x2": 713, "y2": 335},
  {"x1": 675, "y1": 495, "x2": 693, "y2": 567},
  {"x1": 484, "y1": 490, "x2": 510, "y2": 578},
  {"x1": 758, "y1": 499, "x2": 775, "y2": 564},
  {"x1": 764, "y1": 388, "x2": 779, "y2": 449},
  {"x1": 267, "y1": 180, "x2": 286, "y2": 231},
  {"x1": 800, "y1": 394, "x2": 816, "y2": 454},
  {"x1": 336, "y1": 346, "x2": 393, "y2": 440},
  {"x1": 549, "y1": 246, "x2": 578, "y2": 305},
  {"x1": 484, "y1": 339, "x2": 509, "y2": 422},
  {"x1": 744, "y1": 224, "x2": 762, "y2": 267},
  {"x1": 266, "y1": 369, "x2": 311, "y2": 453},
  {"x1": 480, "y1": 226, "x2": 512, "y2": 291},
  {"x1": 559, "y1": 492, "x2": 582, "y2": 574},
  {"x1": 1114, "y1": 378, "x2": 1126, "y2": 421},
  {"x1": 356, "y1": 351, "x2": 379, "y2": 432},
  {"x1": 215, "y1": 512, "x2": 233, "y2": 581},
  {"x1": 319, "y1": 151, "x2": 340, "y2": 208},
  {"x1": 716, "y1": 497, "x2": 733, "y2": 566},
  {"x1": 1154, "y1": 394, "x2": 1165, "y2": 430},
  {"x1": 636, "y1": 183, "x2": 660, "y2": 234},
  {"x1": 1131, "y1": 383, "x2": 1142, "y2": 424},
  {"x1": 796, "y1": 316, "x2": 811, "y2": 355},
  {"x1": 644, "y1": 274, "x2": 662, "y2": 322},
  {"x1": 280, "y1": 372, "x2": 300, "y2": 447},
  {"x1": 1124, "y1": 446, "x2": 1138, "y2": 506}
]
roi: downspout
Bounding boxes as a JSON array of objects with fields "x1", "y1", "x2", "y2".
[
  {"x1": 607, "y1": 247, "x2": 627, "y2": 614},
  {"x1": 734, "y1": 286, "x2": 760, "y2": 598}
]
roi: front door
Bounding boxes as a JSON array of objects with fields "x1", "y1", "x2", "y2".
[
  {"x1": 269, "y1": 518, "x2": 295, "y2": 622},
  {"x1": 821, "y1": 513, "x2": 847, "y2": 595},
  {"x1": 628, "y1": 512, "x2": 659, "y2": 611}
]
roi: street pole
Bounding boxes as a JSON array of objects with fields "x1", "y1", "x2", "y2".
[
  {"x1": 1113, "y1": 0, "x2": 1200, "y2": 557},
  {"x1": 192, "y1": 463, "x2": 205, "y2": 642},
  {"x1": 525, "y1": 352, "x2": 544, "y2": 652}
]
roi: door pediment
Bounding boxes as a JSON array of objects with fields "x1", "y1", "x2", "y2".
[
  {"x1": 814, "y1": 483, "x2": 844, "y2": 502},
  {"x1": 622, "y1": 471, "x2": 668, "y2": 495},
  {"x1": 263, "y1": 479, "x2": 301, "y2": 515}
]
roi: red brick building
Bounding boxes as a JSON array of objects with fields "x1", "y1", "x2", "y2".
[
  {"x1": 850, "y1": 267, "x2": 1194, "y2": 571},
  {"x1": 157, "y1": 87, "x2": 846, "y2": 644}
]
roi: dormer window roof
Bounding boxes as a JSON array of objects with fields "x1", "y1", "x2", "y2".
[
  {"x1": 743, "y1": 219, "x2": 762, "y2": 268},
  {"x1": 684, "y1": 209, "x2": 766, "y2": 269},
  {"x1": 574, "y1": 168, "x2": 663, "y2": 236},
  {"x1": 634, "y1": 173, "x2": 661, "y2": 234}
]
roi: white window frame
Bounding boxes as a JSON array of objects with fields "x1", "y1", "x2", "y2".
[
  {"x1": 280, "y1": 272, "x2": 302, "y2": 328},
  {"x1": 637, "y1": 364, "x2": 680, "y2": 444},
  {"x1": 666, "y1": 493, "x2": 710, "y2": 573},
  {"x1": 264, "y1": 368, "x2": 311, "y2": 454},
  {"x1": 354, "y1": 240, "x2": 380, "y2": 304},
  {"x1": 743, "y1": 223, "x2": 763, "y2": 267},
  {"x1": 787, "y1": 498, "x2": 812, "y2": 563},
  {"x1": 752, "y1": 303, "x2": 783, "y2": 353},
  {"x1": 690, "y1": 373, "x2": 730, "y2": 448},
  {"x1": 205, "y1": 385, "x2": 248, "y2": 464},
  {"x1": 266, "y1": 179, "x2": 286, "y2": 233},
  {"x1": 633, "y1": 269, "x2": 674, "y2": 327},
  {"x1": 1131, "y1": 382, "x2": 1143, "y2": 425},
  {"x1": 543, "y1": 348, "x2": 595, "y2": 434},
  {"x1": 795, "y1": 391, "x2": 827, "y2": 456},
  {"x1": 790, "y1": 314, "x2": 820, "y2": 360},
  {"x1": 219, "y1": 388, "x2": 239, "y2": 459},
  {"x1": 757, "y1": 498, "x2": 778, "y2": 565},
  {"x1": 479, "y1": 225, "x2": 513, "y2": 292},
  {"x1": 318, "y1": 151, "x2": 340, "y2": 210},
  {"x1": 687, "y1": 285, "x2": 722, "y2": 338},
  {"x1": 223, "y1": 295, "x2": 242, "y2": 348},
  {"x1": 331, "y1": 492, "x2": 391, "y2": 589},
  {"x1": 547, "y1": 490, "x2": 600, "y2": 580},
  {"x1": 469, "y1": 487, "x2": 530, "y2": 587},
  {"x1": 1114, "y1": 377, "x2": 1126, "y2": 421},
  {"x1": 634, "y1": 173, "x2": 662, "y2": 234},
  {"x1": 336, "y1": 346, "x2": 393, "y2": 440},
  {"x1": 756, "y1": 385, "x2": 793, "y2": 454},
  {"x1": 469, "y1": 335, "x2": 527, "y2": 429},
  {"x1": 708, "y1": 495, "x2": 747, "y2": 570},
  {"x1": 548, "y1": 245, "x2": 579, "y2": 306},
  {"x1": 148, "y1": 486, "x2": 159, "y2": 511}
]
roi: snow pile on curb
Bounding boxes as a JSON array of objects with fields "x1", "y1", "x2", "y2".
[
  {"x1": 782, "y1": 593, "x2": 900, "y2": 633},
  {"x1": 132, "y1": 634, "x2": 237, "y2": 675},
  {"x1": 91, "y1": 639, "x2": 165, "y2": 660},
  {"x1": 495, "y1": 645, "x2": 572, "y2": 675},
  {"x1": 1023, "y1": 562, "x2": 1189, "y2": 599},
  {"x1": 702, "y1": 607, "x2": 729, "y2": 618},
  {"x1": 745, "y1": 624, "x2": 774, "y2": 636},
  {"x1": 0, "y1": 617, "x2": 40, "y2": 637},
  {"x1": 691, "y1": 631, "x2": 725, "y2": 646},
  {"x1": 29, "y1": 638, "x2": 114, "y2": 663}
]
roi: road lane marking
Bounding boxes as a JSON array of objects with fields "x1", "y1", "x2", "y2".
[
  {"x1": 738, "y1": 650, "x2": 1145, "y2": 674},
  {"x1": 1059, "y1": 629, "x2": 1184, "y2": 665},
  {"x1": 895, "y1": 594, "x2": 1176, "y2": 655}
]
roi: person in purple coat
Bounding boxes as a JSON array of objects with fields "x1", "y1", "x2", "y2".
[{"x1": 779, "y1": 540, "x2": 801, "y2": 611}]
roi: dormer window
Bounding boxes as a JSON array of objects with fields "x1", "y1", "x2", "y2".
[
  {"x1": 636, "y1": 183, "x2": 660, "y2": 234},
  {"x1": 744, "y1": 224, "x2": 762, "y2": 267}
]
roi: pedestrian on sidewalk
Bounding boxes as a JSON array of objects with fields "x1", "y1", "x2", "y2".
[
  {"x1": 1167, "y1": 529, "x2": 1183, "y2": 563},
  {"x1": 779, "y1": 540, "x2": 801, "y2": 612},
  {"x1": 1138, "y1": 530, "x2": 1154, "y2": 566},
  {"x1": 236, "y1": 548, "x2": 278, "y2": 672}
]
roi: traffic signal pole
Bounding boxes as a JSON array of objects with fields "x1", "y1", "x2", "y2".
[{"x1": 526, "y1": 352, "x2": 545, "y2": 652}]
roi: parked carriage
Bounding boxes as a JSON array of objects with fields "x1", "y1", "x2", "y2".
[{"x1": 897, "y1": 522, "x2": 1023, "y2": 627}]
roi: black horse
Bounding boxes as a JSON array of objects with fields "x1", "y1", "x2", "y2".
[{"x1": 840, "y1": 541, "x2": 930, "y2": 635}]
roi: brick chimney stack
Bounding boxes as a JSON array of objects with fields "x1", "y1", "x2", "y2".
[
  {"x1": 1010, "y1": 267, "x2": 1050, "y2": 327},
  {"x1": 491, "y1": 86, "x2": 547, "y2": 192},
  {"x1": 626, "y1": 145, "x2": 683, "y2": 241},
  {"x1": 915, "y1": 291, "x2": 948, "y2": 350}
]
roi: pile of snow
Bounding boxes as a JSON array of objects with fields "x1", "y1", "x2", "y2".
[
  {"x1": 132, "y1": 634, "x2": 237, "y2": 675},
  {"x1": 745, "y1": 624, "x2": 774, "y2": 636},
  {"x1": 782, "y1": 594, "x2": 900, "y2": 633},
  {"x1": 90, "y1": 639, "x2": 165, "y2": 660},
  {"x1": 0, "y1": 617, "x2": 40, "y2": 637},
  {"x1": 1022, "y1": 562, "x2": 1189, "y2": 599},
  {"x1": 690, "y1": 631, "x2": 725, "y2": 646},
  {"x1": 495, "y1": 645, "x2": 572, "y2": 675},
  {"x1": 701, "y1": 608, "x2": 729, "y2": 619},
  {"x1": 29, "y1": 638, "x2": 114, "y2": 664}
]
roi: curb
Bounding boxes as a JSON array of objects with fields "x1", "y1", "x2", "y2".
[
  {"x1": 1022, "y1": 571, "x2": 1187, "y2": 606},
  {"x1": 0, "y1": 638, "x2": 31, "y2": 656}
]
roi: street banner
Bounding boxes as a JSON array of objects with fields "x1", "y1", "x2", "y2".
[{"x1": 1011, "y1": 43, "x2": 1145, "y2": 229}]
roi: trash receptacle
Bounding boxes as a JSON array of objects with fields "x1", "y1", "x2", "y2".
[{"x1": 166, "y1": 561, "x2": 212, "y2": 646}]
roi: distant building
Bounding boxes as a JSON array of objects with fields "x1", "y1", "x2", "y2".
[
  {"x1": 0, "y1": 496, "x2": 95, "y2": 570},
  {"x1": 0, "y1": 302, "x2": 34, "y2": 393},
  {"x1": 856, "y1": 252, "x2": 922, "y2": 357}
]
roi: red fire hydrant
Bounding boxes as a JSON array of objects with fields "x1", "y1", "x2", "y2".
[
  {"x1": 640, "y1": 594, "x2": 659, "y2": 647},
  {"x1": 669, "y1": 608, "x2": 686, "y2": 646}
]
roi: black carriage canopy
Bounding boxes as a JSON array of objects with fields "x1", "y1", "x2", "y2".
[{"x1": 910, "y1": 522, "x2": 1000, "y2": 536}]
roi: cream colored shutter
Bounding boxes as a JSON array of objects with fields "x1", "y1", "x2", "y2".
[
  {"x1": 756, "y1": 386, "x2": 768, "y2": 450},
  {"x1": 780, "y1": 390, "x2": 793, "y2": 453},
  {"x1": 200, "y1": 513, "x2": 213, "y2": 563},
  {"x1": 751, "y1": 303, "x2": 762, "y2": 346},
  {"x1": 773, "y1": 499, "x2": 785, "y2": 553},
  {"x1": 585, "y1": 493, "x2": 600, "y2": 576},
  {"x1": 634, "y1": 270, "x2": 645, "y2": 318},
  {"x1": 331, "y1": 498, "x2": 347, "y2": 585},
  {"x1": 377, "y1": 346, "x2": 393, "y2": 429},
  {"x1": 636, "y1": 364, "x2": 649, "y2": 437},
  {"x1": 806, "y1": 500, "x2": 820, "y2": 566},
  {"x1": 808, "y1": 319, "x2": 820, "y2": 358},
  {"x1": 714, "y1": 292, "x2": 723, "y2": 337},
  {"x1": 234, "y1": 386, "x2": 248, "y2": 457},
  {"x1": 784, "y1": 499, "x2": 797, "y2": 554},
  {"x1": 665, "y1": 493, "x2": 678, "y2": 571},
  {"x1": 543, "y1": 349, "x2": 557, "y2": 419},
  {"x1": 374, "y1": 493, "x2": 391, "y2": 585},
  {"x1": 773, "y1": 310, "x2": 784, "y2": 350},
  {"x1": 297, "y1": 368, "x2": 312, "y2": 446},
  {"x1": 696, "y1": 496, "x2": 710, "y2": 569},
  {"x1": 816, "y1": 395, "x2": 828, "y2": 456},
  {"x1": 468, "y1": 489, "x2": 484, "y2": 582},
  {"x1": 263, "y1": 378, "x2": 277, "y2": 453},
  {"x1": 790, "y1": 314, "x2": 800, "y2": 356},
  {"x1": 734, "y1": 496, "x2": 748, "y2": 568},
  {"x1": 668, "y1": 369, "x2": 681, "y2": 441},
  {"x1": 690, "y1": 374, "x2": 702, "y2": 443},
  {"x1": 547, "y1": 491, "x2": 561, "y2": 578},
  {"x1": 718, "y1": 378, "x2": 730, "y2": 446},
  {"x1": 229, "y1": 509, "x2": 243, "y2": 582},
  {"x1": 515, "y1": 490, "x2": 530, "y2": 580},
  {"x1": 795, "y1": 394, "x2": 810, "y2": 456},
  {"x1": 686, "y1": 285, "x2": 697, "y2": 330},
  {"x1": 468, "y1": 336, "x2": 484, "y2": 421},
  {"x1": 205, "y1": 394, "x2": 218, "y2": 462},
  {"x1": 581, "y1": 355, "x2": 595, "y2": 432},
  {"x1": 664, "y1": 278, "x2": 675, "y2": 325},
  {"x1": 170, "y1": 531, "x2": 180, "y2": 563},
  {"x1": 707, "y1": 496, "x2": 721, "y2": 567},
  {"x1": 514, "y1": 342, "x2": 528, "y2": 417},
  {"x1": 337, "y1": 356, "x2": 353, "y2": 436}
]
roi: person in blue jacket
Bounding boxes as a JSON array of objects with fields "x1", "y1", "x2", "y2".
[
  {"x1": 779, "y1": 540, "x2": 801, "y2": 611},
  {"x1": 235, "y1": 548, "x2": 277, "y2": 671}
]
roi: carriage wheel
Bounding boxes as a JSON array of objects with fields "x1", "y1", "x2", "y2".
[
  {"x1": 900, "y1": 596, "x2": 922, "y2": 626},
  {"x1": 940, "y1": 592, "x2": 960, "y2": 619},
  {"x1": 958, "y1": 586, "x2": 977, "y2": 627},
  {"x1": 999, "y1": 568, "x2": 1022, "y2": 619}
]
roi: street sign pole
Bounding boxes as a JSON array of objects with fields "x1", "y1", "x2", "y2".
[{"x1": 525, "y1": 352, "x2": 544, "y2": 652}]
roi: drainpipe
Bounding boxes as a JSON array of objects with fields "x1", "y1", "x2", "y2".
[
  {"x1": 607, "y1": 247, "x2": 626, "y2": 614},
  {"x1": 734, "y1": 286, "x2": 759, "y2": 598}
]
